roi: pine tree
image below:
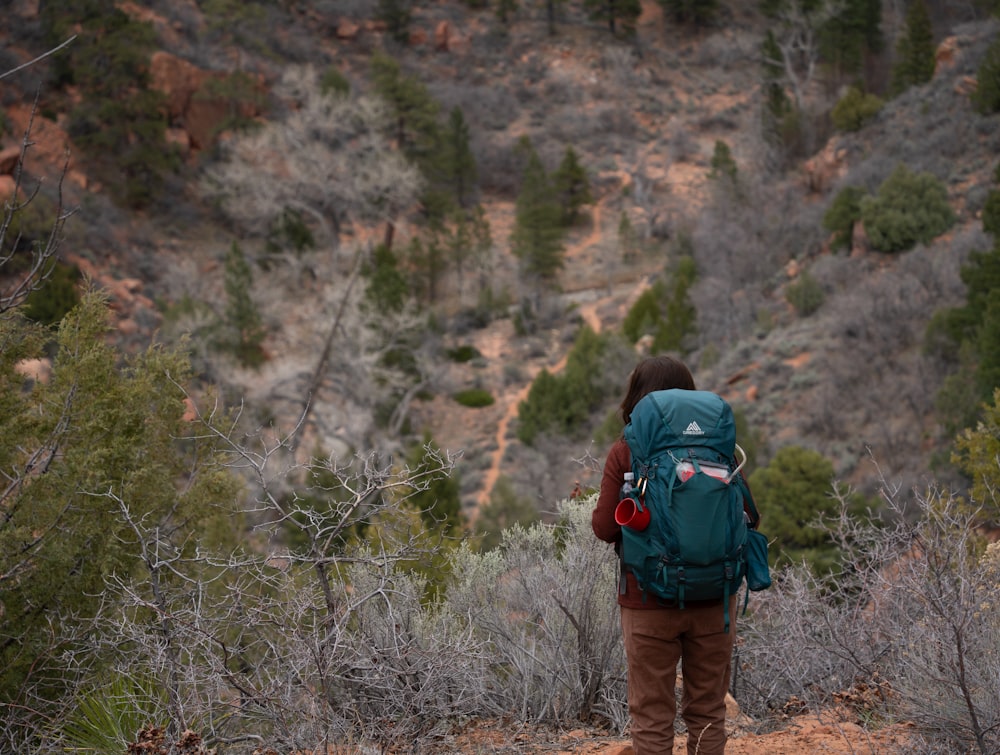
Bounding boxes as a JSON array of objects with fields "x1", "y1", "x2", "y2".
[
  {"x1": 552, "y1": 145, "x2": 592, "y2": 226},
  {"x1": 971, "y1": 33, "x2": 1000, "y2": 114},
  {"x1": 584, "y1": 0, "x2": 642, "y2": 36},
  {"x1": 370, "y1": 50, "x2": 440, "y2": 160},
  {"x1": 221, "y1": 241, "x2": 266, "y2": 367},
  {"x1": 440, "y1": 106, "x2": 477, "y2": 209},
  {"x1": 818, "y1": 0, "x2": 883, "y2": 82},
  {"x1": 376, "y1": 0, "x2": 413, "y2": 43},
  {"x1": 363, "y1": 243, "x2": 410, "y2": 314},
  {"x1": 42, "y1": 0, "x2": 174, "y2": 208},
  {"x1": 890, "y1": 0, "x2": 936, "y2": 95},
  {"x1": 510, "y1": 141, "x2": 565, "y2": 283},
  {"x1": 406, "y1": 234, "x2": 447, "y2": 304},
  {"x1": 658, "y1": 0, "x2": 720, "y2": 26}
]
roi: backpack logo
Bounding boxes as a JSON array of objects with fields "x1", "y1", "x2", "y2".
[{"x1": 682, "y1": 421, "x2": 704, "y2": 435}]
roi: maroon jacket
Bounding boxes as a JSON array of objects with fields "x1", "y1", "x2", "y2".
[{"x1": 591, "y1": 437, "x2": 759, "y2": 609}]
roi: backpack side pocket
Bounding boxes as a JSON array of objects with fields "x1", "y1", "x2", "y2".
[{"x1": 745, "y1": 529, "x2": 772, "y2": 592}]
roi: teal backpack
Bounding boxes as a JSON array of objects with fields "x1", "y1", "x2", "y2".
[{"x1": 620, "y1": 389, "x2": 767, "y2": 628}]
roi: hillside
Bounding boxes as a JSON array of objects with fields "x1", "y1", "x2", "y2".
[
  {"x1": 3, "y1": 2, "x2": 999, "y2": 522},
  {"x1": 4, "y1": 3, "x2": 1000, "y2": 752}
]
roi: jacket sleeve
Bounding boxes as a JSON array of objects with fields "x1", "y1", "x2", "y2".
[{"x1": 592, "y1": 438, "x2": 630, "y2": 543}]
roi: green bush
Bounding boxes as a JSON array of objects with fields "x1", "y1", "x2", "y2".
[
  {"x1": 748, "y1": 445, "x2": 865, "y2": 574},
  {"x1": 453, "y1": 388, "x2": 495, "y2": 407},
  {"x1": 823, "y1": 185, "x2": 865, "y2": 252},
  {"x1": 516, "y1": 327, "x2": 615, "y2": 445},
  {"x1": 447, "y1": 344, "x2": 482, "y2": 363},
  {"x1": 320, "y1": 66, "x2": 351, "y2": 97},
  {"x1": 830, "y1": 86, "x2": 883, "y2": 132},
  {"x1": 23, "y1": 262, "x2": 81, "y2": 326},
  {"x1": 621, "y1": 256, "x2": 697, "y2": 353},
  {"x1": 860, "y1": 164, "x2": 955, "y2": 253},
  {"x1": 785, "y1": 271, "x2": 824, "y2": 316},
  {"x1": 45, "y1": 2, "x2": 175, "y2": 208}
]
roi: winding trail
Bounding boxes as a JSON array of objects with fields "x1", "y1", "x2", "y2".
[{"x1": 475, "y1": 203, "x2": 612, "y2": 509}]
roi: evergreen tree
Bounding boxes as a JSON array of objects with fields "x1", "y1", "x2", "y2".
[
  {"x1": 584, "y1": 0, "x2": 642, "y2": 36},
  {"x1": 890, "y1": 0, "x2": 936, "y2": 95},
  {"x1": 655, "y1": 255, "x2": 698, "y2": 353},
  {"x1": 971, "y1": 33, "x2": 1000, "y2": 114},
  {"x1": 0, "y1": 291, "x2": 238, "y2": 701},
  {"x1": 618, "y1": 210, "x2": 640, "y2": 260},
  {"x1": 543, "y1": 0, "x2": 568, "y2": 34},
  {"x1": 658, "y1": 0, "x2": 720, "y2": 26},
  {"x1": 760, "y1": 30, "x2": 796, "y2": 152},
  {"x1": 818, "y1": 0, "x2": 883, "y2": 82},
  {"x1": 510, "y1": 141, "x2": 565, "y2": 283},
  {"x1": 363, "y1": 243, "x2": 410, "y2": 314},
  {"x1": 976, "y1": 299, "x2": 1000, "y2": 402},
  {"x1": 440, "y1": 106, "x2": 477, "y2": 209},
  {"x1": 406, "y1": 434, "x2": 463, "y2": 537},
  {"x1": 406, "y1": 233, "x2": 447, "y2": 304},
  {"x1": 221, "y1": 241, "x2": 266, "y2": 367},
  {"x1": 748, "y1": 446, "x2": 859, "y2": 573},
  {"x1": 953, "y1": 388, "x2": 1000, "y2": 521},
  {"x1": 376, "y1": 0, "x2": 413, "y2": 43},
  {"x1": 552, "y1": 145, "x2": 593, "y2": 226},
  {"x1": 474, "y1": 476, "x2": 540, "y2": 551},
  {"x1": 370, "y1": 50, "x2": 441, "y2": 161},
  {"x1": 41, "y1": 0, "x2": 174, "y2": 208},
  {"x1": 708, "y1": 139, "x2": 741, "y2": 199}
]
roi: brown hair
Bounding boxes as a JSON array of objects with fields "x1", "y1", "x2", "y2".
[{"x1": 620, "y1": 355, "x2": 696, "y2": 425}]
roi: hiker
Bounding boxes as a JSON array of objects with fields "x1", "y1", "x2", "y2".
[{"x1": 592, "y1": 355, "x2": 760, "y2": 755}]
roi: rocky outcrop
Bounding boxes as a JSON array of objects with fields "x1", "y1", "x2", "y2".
[{"x1": 149, "y1": 51, "x2": 265, "y2": 151}]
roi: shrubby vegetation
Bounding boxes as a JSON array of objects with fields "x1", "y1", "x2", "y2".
[
  {"x1": 860, "y1": 164, "x2": 955, "y2": 253},
  {"x1": 830, "y1": 86, "x2": 883, "y2": 132},
  {"x1": 516, "y1": 326, "x2": 626, "y2": 445},
  {"x1": 825, "y1": 164, "x2": 956, "y2": 254},
  {"x1": 622, "y1": 256, "x2": 697, "y2": 353},
  {"x1": 784, "y1": 270, "x2": 824, "y2": 317},
  {"x1": 41, "y1": 0, "x2": 177, "y2": 208}
]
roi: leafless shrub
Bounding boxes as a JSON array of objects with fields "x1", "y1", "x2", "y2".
[
  {"x1": 444, "y1": 496, "x2": 628, "y2": 730},
  {"x1": 737, "y1": 474, "x2": 1000, "y2": 753},
  {"x1": 59, "y1": 412, "x2": 489, "y2": 755}
]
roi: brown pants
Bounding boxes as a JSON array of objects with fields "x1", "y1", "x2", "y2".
[{"x1": 621, "y1": 597, "x2": 737, "y2": 755}]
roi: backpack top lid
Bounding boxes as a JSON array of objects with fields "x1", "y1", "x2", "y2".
[{"x1": 625, "y1": 388, "x2": 736, "y2": 462}]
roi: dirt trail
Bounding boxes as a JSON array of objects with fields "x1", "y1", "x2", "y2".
[{"x1": 475, "y1": 204, "x2": 611, "y2": 508}]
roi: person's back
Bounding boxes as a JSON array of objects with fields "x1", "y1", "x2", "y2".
[{"x1": 591, "y1": 356, "x2": 761, "y2": 755}]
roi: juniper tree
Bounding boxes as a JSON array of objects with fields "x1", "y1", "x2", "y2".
[
  {"x1": 0, "y1": 290, "x2": 239, "y2": 706},
  {"x1": 41, "y1": 0, "x2": 174, "y2": 208}
]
